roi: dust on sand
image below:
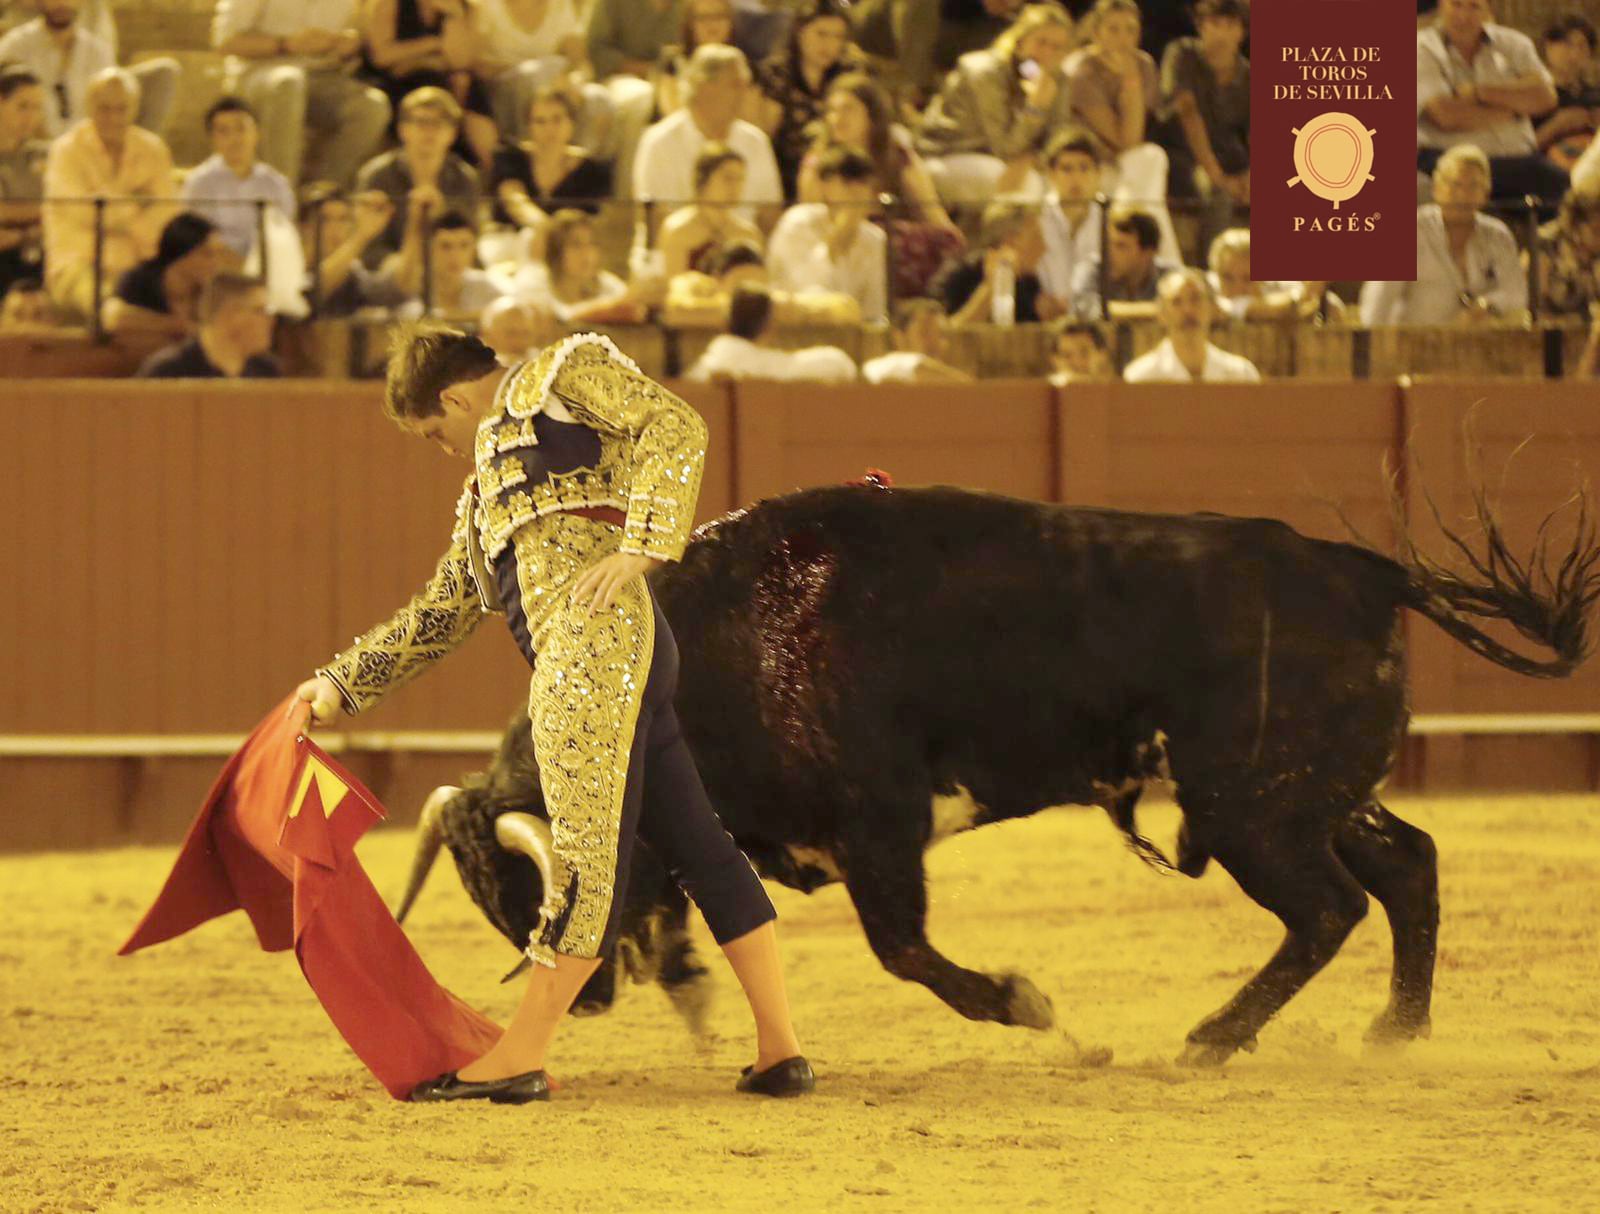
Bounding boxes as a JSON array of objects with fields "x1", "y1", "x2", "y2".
[{"x1": 3, "y1": 796, "x2": 1598, "y2": 1213}]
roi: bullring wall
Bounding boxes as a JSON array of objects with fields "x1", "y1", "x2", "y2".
[{"x1": 2, "y1": 378, "x2": 1596, "y2": 851}]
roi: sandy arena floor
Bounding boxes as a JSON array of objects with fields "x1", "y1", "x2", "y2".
[{"x1": 3, "y1": 795, "x2": 1598, "y2": 1213}]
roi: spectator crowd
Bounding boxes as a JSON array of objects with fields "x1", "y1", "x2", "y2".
[{"x1": 0, "y1": 0, "x2": 1592, "y2": 380}]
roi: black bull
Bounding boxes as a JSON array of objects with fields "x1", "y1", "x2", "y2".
[{"x1": 397, "y1": 483, "x2": 1598, "y2": 1064}]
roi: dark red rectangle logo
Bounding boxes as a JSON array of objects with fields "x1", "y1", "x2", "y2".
[{"x1": 1250, "y1": 0, "x2": 1417, "y2": 281}]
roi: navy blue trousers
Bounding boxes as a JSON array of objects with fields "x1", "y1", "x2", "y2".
[{"x1": 584, "y1": 592, "x2": 776, "y2": 955}]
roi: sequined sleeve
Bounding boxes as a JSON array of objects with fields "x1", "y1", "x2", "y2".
[
  {"x1": 545, "y1": 338, "x2": 708, "y2": 563},
  {"x1": 314, "y1": 483, "x2": 485, "y2": 715}
]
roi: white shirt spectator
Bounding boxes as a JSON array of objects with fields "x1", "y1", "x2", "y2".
[
  {"x1": 213, "y1": 0, "x2": 364, "y2": 74},
  {"x1": 182, "y1": 154, "x2": 297, "y2": 256},
  {"x1": 0, "y1": 19, "x2": 114, "y2": 138},
  {"x1": 1416, "y1": 22, "x2": 1551, "y2": 156},
  {"x1": 391, "y1": 269, "x2": 502, "y2": 317},
  {"x1": 633, "y1": 109, "x2": 783, "y2": 215},
  {"x1": 1123, "y1": 337, "x2": 1261, "y2": 383},
  {"x1": 1359, "y1": 204, "x2": 1526, "y2": 325},
  {"x1": 766, "y1": 202, "x2": 887, "y2": 324},
  {"x1": 504, "y1": 261, "x2": 627, "y2": 322},
  {"x1": 474, "y1": 0, "x2": 582, "y2": 61},
  {"x1": 861, "y1": 351, "x2": 929, "y2": 383},
  {"x1": 1037, "y1": 195, "x2": 1102, "y2": 301},
  {"x1": 686, "y1": 334, "x2": 857, "y2": 382}
]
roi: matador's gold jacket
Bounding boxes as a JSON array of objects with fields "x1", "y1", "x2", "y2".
[{"x1": 317, "y1": 334, "x2": 707, "y2": 715}]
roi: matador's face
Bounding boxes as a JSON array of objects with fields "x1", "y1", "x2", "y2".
[{"x1": 404, "y1": 391, "x2": 488, "y2": 460}]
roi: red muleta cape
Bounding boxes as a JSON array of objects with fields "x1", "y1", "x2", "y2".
[{"x1": 119, "y1": 696, "x2": 502, "y2": 1099}]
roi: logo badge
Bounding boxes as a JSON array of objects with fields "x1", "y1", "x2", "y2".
[
  {"x1": 1250, "y1": 0, "x2": 1416, "y2": 280},
  {"x1": 1288, "y1": 112, "x2": 1376, "y2": 210}
]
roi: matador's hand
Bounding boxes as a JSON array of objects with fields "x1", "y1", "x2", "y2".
[
  {"x1": 572, "y1": 553, "x2": 661, "y2": 616},
  {"x1": 293, "y1": 675, "x2": 343, "y2": 726}
]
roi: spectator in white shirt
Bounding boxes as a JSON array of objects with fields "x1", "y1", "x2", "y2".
[
  {"x1": 1360, "y1": 144, "x2": 1528, "y2": 325},
  {"x1": 0, "y1": 0, "x2": 177, "y2": 138},
  {"x1": 1123, "y1": 267, "x2": 1261, "y2": 383},
  {"x1": 213, "y1": 0, "x2": 392, "y2": 187},
  {"x1": 767, "y1": 146, "x2": 887, "y2": 323},
  {"x1": 1036, "y1": 125, "x2": 1105, "y2": 309},
  {"x1": 508, "y1": 207, "x2": 664, "y2": 324},
  {"x1": 381, "y1": 208, "x2": 503, "y2": 316},
  {"x1": 862, "y1": 297, "x2": 971, "y2": 383},
  {"x1": 687, "y1": 280, "x2": 857, "y2": 381},
  {"x1": 1417, "y1": 0, "x2": 1565, "y2": 203},
  {"x1": 182, "y1": 97, "x2": 298, "y2": 258},
  {"x1": 42, "y1": 67, "x2": 178, "y2": 320},
  {"x1": 634, "y1": 43, "x2": 783, "y2": 221}
]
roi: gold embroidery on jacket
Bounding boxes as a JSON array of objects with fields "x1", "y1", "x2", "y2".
[
  {"x1": 509, "y1": 514, "x2": 655, "y2": 963},
  {"x1": 476, "y1": 453, "x2": 527, "y2": 500},
  {"x1": 470, "y1": 336, "x2": 712, "y2": 565}
]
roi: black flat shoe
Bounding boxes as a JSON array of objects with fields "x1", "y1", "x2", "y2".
[
  {"x1": 736, "y1": 1056, "x2": 815, "y2": 1097},
  {"x1": 410, "y1": 1068, "x2": 551, "y2": 1105}
]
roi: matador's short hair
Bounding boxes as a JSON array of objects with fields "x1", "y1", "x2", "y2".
[{"x1": 385, "y1": 321, "x2": 501, "y2": 422}]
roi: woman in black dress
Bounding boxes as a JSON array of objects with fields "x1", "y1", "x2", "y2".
[
  {"x1": 490, "y1": 85, "x2": 612, "y2": 243},
  {"x1": 752, "y1": 0, "x2": 861, "y2": 199}
]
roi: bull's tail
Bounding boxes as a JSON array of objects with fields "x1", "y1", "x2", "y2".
[{"x1": 1389, "y1": 457, "x2": 1600, "y2": 679}]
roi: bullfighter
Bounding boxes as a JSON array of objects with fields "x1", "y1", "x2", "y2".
[{"x1": 294, "y1": 326, "x2": 813, "y2": 1104}]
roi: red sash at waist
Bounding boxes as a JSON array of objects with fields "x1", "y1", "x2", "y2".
[{"x1": 559, "y1": 506, "x2": 626, "y2": 528}]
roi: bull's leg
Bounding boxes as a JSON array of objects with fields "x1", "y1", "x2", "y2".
[
  {"x1": 655, "y1": 895, "x2": 714, "y2": 1042},
  {"x1": 571, "y1": 954, "x2": 618, "y2": 1016},
  {"x1": 1332, "y1": 801, "x2": 1438, "y2": 1047},
  {"x1": 1180, "y1": 815, "x2": 1369, "y2": 1066},
  {"x1": 841, "y1": 841, "x2": 1054, "y2": 1029}
]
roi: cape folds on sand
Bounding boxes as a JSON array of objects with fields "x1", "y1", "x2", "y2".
[{"x1": 118, "y1": 697, "x2": 502, "y2": 1099}]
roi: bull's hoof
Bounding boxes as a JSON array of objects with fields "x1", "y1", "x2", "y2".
[
  {"x1": 1177, "y1": 1031, "x2": 1255, "y2": 1067},
  {"x1": 1364, "y1": 1010, "x2": 1431, "y2": 1053},
  {"x1": 570, "y1": 999, "x2": 611, "y2": 1017},
  {"x1": 998, "y1": 972, "x2": 1055, "y2": 1030},
  {"x1": 664, "y1": 972, "x2": 715, "y2": 1045},
  {"x1": 1176, "y1": 1039, "x2": 1235, "y2": 1068}
]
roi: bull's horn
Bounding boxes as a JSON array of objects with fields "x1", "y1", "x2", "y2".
[
  {"x1": 394, "y1": 784, "x2": 458, "y2": 924},
  {"x1": 494, "y1": 811, "x2": 560, "y2": 892},
  {"x1": 495, "y1": 811, "x2": 565, "y2": 975}
]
